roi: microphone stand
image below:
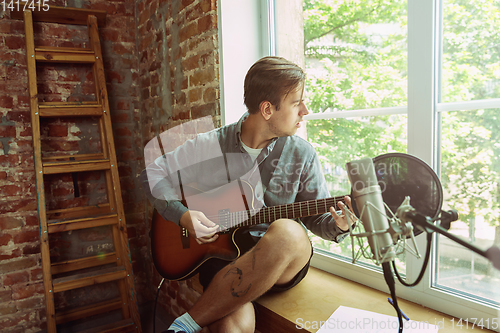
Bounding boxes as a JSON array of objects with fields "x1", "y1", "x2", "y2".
[
  {"x1": 406, "y1": 212, "x2": 500, "y2": 271},
  {"x1": 382, "y1": 262, "x2": 404, "y2": 333},
  {"x1": 385, "y1": 210, "x2": 500, "y2": 333}
]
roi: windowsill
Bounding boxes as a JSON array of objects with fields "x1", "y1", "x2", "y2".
[{"x1": 254, "y1": 266, "x2": 495, "y2": 333}]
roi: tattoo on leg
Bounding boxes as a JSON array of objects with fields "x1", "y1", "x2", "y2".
[
  {"x1": 223, "y1": 266, "x2": 242, "y2": 278},
  {"x1": 223, "y1": 266, "x2": 252, "y2": 298},
  {"x1": 231, "y1": 283, "x2": 252, "y2": 298}
]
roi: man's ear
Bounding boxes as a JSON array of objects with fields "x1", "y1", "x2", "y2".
[{"x1": 259, "y1": 101, "x2": 274, "y2": 120}]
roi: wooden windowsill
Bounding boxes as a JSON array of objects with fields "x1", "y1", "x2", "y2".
[{"x1": 254, "y1": 266, "x2": 495, "y2": 333}]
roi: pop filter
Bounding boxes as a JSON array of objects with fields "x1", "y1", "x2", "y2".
[{"x1": 351, "y1": 153, "x2": 443, "y2": 236}]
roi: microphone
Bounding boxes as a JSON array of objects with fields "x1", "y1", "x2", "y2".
[{"x1": 346, "y1": 157, "x2": 396, "y2": 264}]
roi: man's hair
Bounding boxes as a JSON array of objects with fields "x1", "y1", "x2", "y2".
[{"x1": 244, "y1": 57, "x2": 306, "y2": 114}]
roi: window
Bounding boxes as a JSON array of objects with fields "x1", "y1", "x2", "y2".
[{"x1": 272, "y1": 0, "x2": 500, "y2": 324}]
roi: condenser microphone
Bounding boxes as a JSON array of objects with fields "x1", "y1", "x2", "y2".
[{"x1": 346, "y1": 158, "x2": 396, "y2": 264}]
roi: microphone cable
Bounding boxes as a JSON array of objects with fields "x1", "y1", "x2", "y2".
[
  {"x1": 382, "y1": 262, "x2": 403, "y2": 333},
  {"x1": 153, "y1": 277, "x2": 165, "y2": 333},
  {"x1": 392, "y1": 232, "x2": 432, "y2": 287}
]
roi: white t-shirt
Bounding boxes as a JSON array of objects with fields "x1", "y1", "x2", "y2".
[{"x1": 240, "y1": 137, "x2": 262, "y2": 162}]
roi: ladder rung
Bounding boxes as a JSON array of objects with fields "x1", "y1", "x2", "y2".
[
  {"x1": 52, "y1": 266, "x2": 127, "y2": 293},
  {"x1": 78, "y1": 318, "x2": 136, "y2": 333},
  {"x1": 43, "y1": 153, "x2": 105, "y2": 163},
  {"x1": 47, "y1": 203, "x2": 111, "y2": 221},
  {"x1": 43, "y1": 159, "x2": 111, "y2": 174},
  {"x1": 39, "y1": 103, "x2": 103, "y2": 117},
  {"x1": 35, "y1": 47, "x2": 96, "y2": 63},
  {"x1": 52, "y1": 253, "x2": 117, "y2": 275},
  {"x1": 55, "y1": 298, "x2": 122, "y2": 325},
  {"x1": 48, "y1": 213, "x2": 118, "y2": 233}
]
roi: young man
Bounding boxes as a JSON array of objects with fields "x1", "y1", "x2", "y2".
[{"x1": 141, "y1": 57, "x2": 353, "y2": 333}]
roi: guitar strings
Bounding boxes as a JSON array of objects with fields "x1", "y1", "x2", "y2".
[{"x1": 200, "y1": 196, "x2": 346, "y2": 227}]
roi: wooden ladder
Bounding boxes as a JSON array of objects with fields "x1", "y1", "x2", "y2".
[{"x1": 12, "y1": 6, "x2": 142, "y2": 333}]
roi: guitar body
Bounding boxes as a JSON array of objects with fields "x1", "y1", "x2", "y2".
[
  {"x1": 151, "y1": 181, "x2": 257, "y2": 281},
  {"x1": 151, "y1": 214, "x2": 240, "y2": 280}
]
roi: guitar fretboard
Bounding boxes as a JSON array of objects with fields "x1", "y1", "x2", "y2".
[{"x1": 221, "y1": 196, "x2": 345, "y2": 229}]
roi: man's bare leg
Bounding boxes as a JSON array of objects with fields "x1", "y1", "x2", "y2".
[{"x1": 188, "y1": 218, "x2": 312, "y2": 331}]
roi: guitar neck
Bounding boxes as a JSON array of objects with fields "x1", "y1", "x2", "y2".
[{"x1": 228, "y1": 195, "x2": 346, "y2": 229}]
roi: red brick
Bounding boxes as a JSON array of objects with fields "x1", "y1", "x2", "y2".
[
  {"x1": 102, "y1": 29, "x2": 120, "y2": 42},
  {"x1": 0, "y1": 248, "x2": 22, "y2": 261},
  {"x1": 182, "y1": 54, "x2": 199, "y2": 71},
  {"x1": 117, "y1": 100, "x2": 130, "y2": 110},
  {"x1": 52, "y1": 186, "x2": 72, "y2": 197},
  {"x1": 0, "y1": 171, "x2": 6, "y2": 180},
  {"x1": 115, "y1": 136, "x2": 132, "y2": 149},
  {"x1": 25, "y1": 215, "x2": 38, "y2": 227},
  {"x1": 13, "y1": 229, "x2": 39, "y2": 245},
  {"x1": 114, "y1": 126, "x2": 132, "y2": 136},
  {"x1": 30, "y1": 267, "x2": 42, "y2": 281},
  {"x1": 192, "y1": 102, "x2": 217, "y2": 118},
  {"x1": 19, "y1": 125, "x2": 32, "y2": 137},
  {"x1": 200, "y1": 50, "x2": 217, "y2": 67},
  {"x1": 188, "y1": 87, "x2": 203, "y2": 103},
  {"x1": 111, "y1": 112, "x2": 129, "y2": 123},
  {"x1": 107, "y1": 71, "x2": 124, "y2": 83},
  {"x1": 0, "y1": 233, "x2": 13, "y2": 246},
  {"x1": 0, "y1": 96, "x2": 14, "y2": 108},
  {"x1": 23, "y1": 243, "x2": 40, "y2": 255},
  {"x1": 189, "y1": 67, "x2": 215, "y2": 87},
  {"x1": 197, "y1": 14, "x2": 216, "y2": 34},
  {"x1": 112, "y1": 43, "x2": 133, "y2": 55},
  {"x1": 0, "y1": 215, "x2": 23, "y2": 230},
  {"x1": 47, "y1": 124, "x2": 68, "y2": 137},
  {"x1": 0, "y1": 184, "x2": 23, "y2": 197},
  {"x1": 181, "y1": 0, "x2": 195, "y2": 10},
  {"x1": 203, "y1": 87, "x2": 217, "y2": 103},
  {"x1": 175, "y1": 92, "x2": 186, "y2": 105},
  {"x1": 0, "y1": 20, "x2": 10, "y2": 33},
  {"x1": 0, "y1": 258, "x2": 37, "y2": 275},
  {"x1": 4, "y1": 35, "x2": 25, "y2": 50},
  {"x1": 179, "y1": 22, "x2": 198, "y2": 43},
  {"x1": 119, "y1": 150, "x2": 136, "y2": 162},
  {"x1": 3, "y1": 271, "x2": 30, "y2": 286},
  {"x1": 11, "y1": 282, "x2": 44, "y2": 300},
  {"x1": 138, "y1": 7, "x2": 150, "y2": 26}
]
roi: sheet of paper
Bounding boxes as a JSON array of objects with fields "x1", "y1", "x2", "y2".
[{"x1": 316, "y1": 306, "x2": 439, "y2": 333}]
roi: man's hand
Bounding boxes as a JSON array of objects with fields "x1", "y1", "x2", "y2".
[
  {"x1": 180, "y1": 210, "x2": 219, "y2": 244},
  {"x1": 330, "y1": 196, "x2": 355, "y2": 232}
]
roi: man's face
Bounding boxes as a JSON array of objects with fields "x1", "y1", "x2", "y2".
[{"x1": 268, "y1": 84, "x2": 309, "y2": 137}]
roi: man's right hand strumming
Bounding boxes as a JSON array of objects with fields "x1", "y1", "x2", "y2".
[{"x1": 180, "y1": 210, "x2": 219, "y2": 244}]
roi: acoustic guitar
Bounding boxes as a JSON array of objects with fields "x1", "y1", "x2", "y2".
[{"x1": 151, "y1": 179, "x2": 346, "y2": 280}]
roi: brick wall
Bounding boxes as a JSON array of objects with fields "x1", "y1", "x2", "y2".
[
  {"x1": 1, "y1": 0, "x2": 220, "y2": 331},
  {"x1": 0, "y1": 0, "x2": 155, "y2": 331}
]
